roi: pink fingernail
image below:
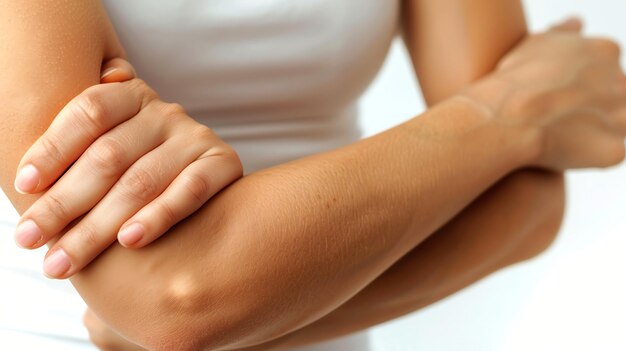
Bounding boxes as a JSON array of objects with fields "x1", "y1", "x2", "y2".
[
  {"x1": 118, "y1": 223, "x2": 145, "y2": 247},
  {"x1": 15, "y1": 220, "x2": 43, "y2": 248},
  {"x1": 14, "y1": 164, "x2": 40, "y2": 194},
  {"x1": 43, "y1": 249, "x2": 71, "y2": 278}
]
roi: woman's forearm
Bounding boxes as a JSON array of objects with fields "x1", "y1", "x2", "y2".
[
  {"x1": 86, "y1": 169, "x2": 565, "y2": 351},
  {"x1": 71, "y1": 94, "x2": 539, "y2": 350},
  {"x1": 227, "y1": 3, "x2": 537, "y2": 347},
  {"x1": 225, "y1": 2, "x2": 534, "y2": 347},
  {"x1": 237, "y1": 169, "x2": 565, "y2": 350}
]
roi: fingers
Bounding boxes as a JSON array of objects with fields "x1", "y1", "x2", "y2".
[
  {"x1": 100, "y1": 57, "x2": 137, "y2": 84},
  {"x1": 118, "y1": 146, "x2": 243, "y2": 248},
  {"x1": 14, "y1": 80, "x2": 150, "y2": 194},
  {"x1": 15, "y1": 115, "x2": 165, "y2": 249},
  {"x1": 549, "y1": 17, "x2": 584, "y2": 33},
  {"x1": 42, "y1": 131, "x2": 211, "y2": 278}
]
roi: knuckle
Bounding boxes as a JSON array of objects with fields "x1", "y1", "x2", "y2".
[
  {"x1": 39, "y1": 135, "x2": 65, "y2": 165},
  {"x1": 199, "y1": 144, "x2": 243, "y2": 178},
  {"x1": 191, "y1": 124, "x2": 215, "y2": 140},
  {"x1": 155, "y1": 200, "x2": 177, "y2": 224},
  {"x1": 120, "y1": 168, "x2": 160, "y2": 203},
  {"x1": 164, "y1": 102, "x2": 187, "y2": 116},
  {"x1": 181, "y1": 173, "x2": 211, "y2": 202},
  {"x1": 130, "y1": 78, "x2": 150, "y2": 91},
  {"x1": 129, "y1": 77, "x2": 147, "y2": 90},
  {"x1": 87, "y1": 137, "x2": 127, "y2": 178},
  {"x1": 78, "y1": 221, "x2": 100, "y2": 248},
  {"x1": 130, "y1": 78, "x2": 158, "y2": 104},
  {"x1": 43, "y1": 192, "x2": 71, "y2": 224},
  {"x1": 148, "y1": 100, "x2": 189, "y2": 127},
  {"x1": 160, "y1": 102, "x2": 188, "y2": 123},
  {"x1": 73, "y1": 91, "x2": 110, "y2": 133},
  {"x1": 221, "y1": 147, "x2": 243, "y2": 176}
]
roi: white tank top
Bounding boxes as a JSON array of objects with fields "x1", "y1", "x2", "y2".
[{"x1": 0, "y1": 1, "x2": 399, "y2": 349}]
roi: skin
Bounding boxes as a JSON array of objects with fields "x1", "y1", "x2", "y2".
[
  {"x1": 13, "y1": 51, "x2": 242, "y2": 278},
  {"x1": 85, "y1": 166, "x2": 565, "y2": 351},
  {"x1": 1, "y1": 1, "x2": 625, "y2": 351},
  {"x1": 82, "y1": 3, "x2": 544, "y2": 349},
  {"x1": 14, "y1": 77, "x2": 243, "y2": 277}
]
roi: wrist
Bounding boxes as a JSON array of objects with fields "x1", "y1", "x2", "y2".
[{"x1": 456, "y1": 76, "x2": 543, "y2": 169}]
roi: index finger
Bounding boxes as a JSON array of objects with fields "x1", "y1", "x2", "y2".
[
  {"x1": 549, "y1": 17, "x2": 584, "y2": 33},
  {"x1": 14, "y1": 80, "x2": 147, "y2": 194}
]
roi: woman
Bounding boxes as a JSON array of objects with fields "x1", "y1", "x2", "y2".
[{"x1": 1, "y1": 0, "x2": 625, "y2": 350}]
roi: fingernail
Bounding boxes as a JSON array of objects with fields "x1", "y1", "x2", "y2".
[
  {"x1": 43, "y1": 249, "x2": 71, "y2": 278},
  {"x1": 14, "y1": 220, "x2": 43, "y2": 248},
  {"x1": 118, "y1": 222, "x2": 145, "y2": 247},
  {"x1": 14, "y1": 164, "x2": 40, "y2": 194},
  {"x1": 100, "y1": 68, "x2": 118, "y2": 80}
]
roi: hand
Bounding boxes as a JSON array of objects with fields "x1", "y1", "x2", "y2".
[
  {"x1": 14, "y1": 58, "x2": 243, "y2": 279},
  {"x1": 464, "y1": 18, "x2": 626, "y2": 171},
  {"x1": 83, "y1": 309, "x2": 147, "y2": 351}
]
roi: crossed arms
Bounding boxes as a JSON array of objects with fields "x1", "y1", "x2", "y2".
[{"x1": 0, "y1": 1, "x2": 577, "y2": 350}]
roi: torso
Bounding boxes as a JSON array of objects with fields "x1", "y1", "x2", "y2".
[{"x1": 103, "y1": 0, "x2": 400, "y2": 172}]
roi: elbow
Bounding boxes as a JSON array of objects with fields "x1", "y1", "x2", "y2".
[
  {"x1": 94, "y1": 272, "x2": 216, "y2": 351},
  {"x1": 141, "y1": 270, "x2": 287, "y2": 351},
  {"x1": 105, "y1": 201, "x2": 310, "y2": 350},
  {"x1": 139, "y1": 322, "x2": 202, "y2": 351},
  {"x1": 132, "y1": 294, "x2": 220, "y2": 351},
  {"x1": 135, "y1": 280, "x2": 228, "y2": 351}
]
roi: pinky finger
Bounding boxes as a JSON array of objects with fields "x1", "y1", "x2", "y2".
[{"x1": 117, "y1": 152, "x2": 243, "y2": 248}]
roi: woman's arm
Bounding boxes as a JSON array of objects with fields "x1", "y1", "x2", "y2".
[
  {"x1": 0, "y1": 0, "x2": 122, "y2": 213},
  {"x1": 6, "y1": 1, "x2": 242, "y2": 276},
  {"x1": 82, "y1": 2, "x2": 546, "y2": 347},
  {"x1": 403, "y1": 0, "x2": 527, "y2": 105},
  {"x1": 233, "y1": 168, "x2": 564, "y2": 350},
  {"x1": 229, "y1": 2, "x2": 565, "y2": 348},
  {"x1": 83, "y1": 169, "x2": 564, "y2": 351},
  {"x1": 274, "y1": 0, "x2": 556, "y2": 341}
]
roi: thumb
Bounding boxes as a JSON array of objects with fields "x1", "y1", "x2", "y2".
[
  {"x1": 100, "y1": 57, "x2": 137, "y2": 84},
  {"x1": 549, "y1": 17, "x2": 584, "y2": 33}
]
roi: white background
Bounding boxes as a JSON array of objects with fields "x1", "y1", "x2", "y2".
[{"x1": 363, "y1": 0, "x2": 626, "y2": 350}]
